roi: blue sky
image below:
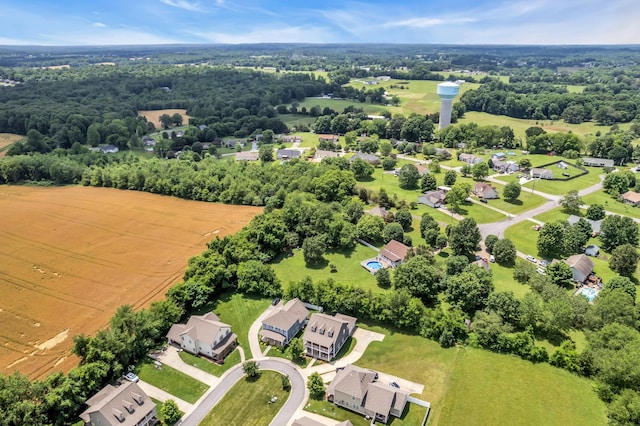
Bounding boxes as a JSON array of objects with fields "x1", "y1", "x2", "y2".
[{"x1": 0, "y1": 0, "x2": 637, "y2": 45}]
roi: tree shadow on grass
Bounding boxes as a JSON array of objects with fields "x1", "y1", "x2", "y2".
[
  {"x1": 505, "y1": 199, "x2": 524, "y2": 206},
  {"x1": 305, "y1": 258, "x2": 329, "y2": 270}
]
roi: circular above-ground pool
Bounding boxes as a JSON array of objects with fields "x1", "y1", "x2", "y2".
[{"x1": 366, "y1": 261, "x2": 383, "y2": 271}]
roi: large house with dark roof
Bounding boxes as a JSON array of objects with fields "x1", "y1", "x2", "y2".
[
  {"x1": 326, "y1": 364, "x2": 408, "y2": 424},
  {"x1": 166, "y1": 312, "x2": 237, "y2": 361},
  {"x1": 378, "y1": 240, "x2": 411, "y2": 268},
  {"x1": 418, "y1": 190, "x2": 446, "y2": 208},
  {"x1": 80, "y1": 382, "x2": 157, "y2": 426},
  {"x1": 303, "y1": 313, "x2": 356, "y2": 361},
  {"x1": 350, "y1": 152, "x2": 381, "y2": 165},
  {"x1": 260, "y1": 298, "x2": 309, "y2": 347},
  {"x1": 473, "y1": 182, "x2": 499, "y2": 200},
  {"x1": 564, "y1": 254, "x2": 595, "y2": 283},
  {"x1": 458, "y1": 153, "x2": 483, "y2": 165}
]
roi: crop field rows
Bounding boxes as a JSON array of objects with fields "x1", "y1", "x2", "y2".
[{"x1": 0, "y1": 186, "x2": 261, "y2": 379}]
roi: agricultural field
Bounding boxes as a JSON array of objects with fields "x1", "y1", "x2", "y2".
[
  {"x1": 354, "y1": 324, "x2": 606, "y2": 426},
  {"x1": 0, "y1": 133, "x2": 22, "y2": 157},
  {"x1": 0, "y1": 186, "x2": 261, "y2": 379},
  {"x1": 138, "y1": 109, "x2": 191, "y2": 129}
]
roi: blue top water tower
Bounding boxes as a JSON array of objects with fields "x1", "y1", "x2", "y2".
[{"x1": 437, "y1": 81, "x2": 460, "y2": 100}]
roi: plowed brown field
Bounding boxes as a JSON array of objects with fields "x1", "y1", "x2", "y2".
[
  {"x1": 138, "y1": 109, "x2": 190, "y2": 128},
  {"x1": 0, "y1": 186, "x2": 261, "y2": 379}
]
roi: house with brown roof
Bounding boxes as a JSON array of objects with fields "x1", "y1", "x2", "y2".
[
  {"x1": 326, "y1": 365, "x2": 408, "y2": 424},
  {"x1": 458, "y1": 153, "x2": 483, "y2": 165},
  {"x1": 378, "y1": 240, "x2": 411, "y2": 268},
  {"x1": 474, "y1": 182, "x2": 499, "y2": 200},
  {"x1": 531, "y1": 168, "x2": 553, "y2": 179},
  {"x1": 303, "y1": 313, "x2": 356, "y2": 361},
  {"x1": 418, "y1": 190, "x2": 446, "y2": 208},
  {"x1": 314, "y1": 149, "x2": 339, "y2": 161},
  {"x1": 80, "y1": 382, "x2": 157, "y2": 426},
  {"x1": 414, "y1": 164, "x2": 429, "y2": 176},
  {"x1": 260, "y1": 298, "x2": 309, "y2": 347},
  {"x1": 166, "y1": 312, "x2": 237, "y2": 361},
  {"x1": 621, "y1": 191, "x2": 640, "y2": 207},
  {"x1": 318, "y1": 134, "x2": 339, "y2": 142},
  {"x1": 235, "y1": 151, "x2": 259, "y2": 161},
  {"x1": 564, "y1": 254, "x2": 595, "y2": 283}
]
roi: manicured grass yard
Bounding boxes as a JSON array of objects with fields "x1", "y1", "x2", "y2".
[
  {"x1": 490, "y1": 263, "x2": 531, "y2": 299},
  {"x1": 199, "y1": 371, "x2": 289, "y2": 426},
  {"x1": 136, "y1": 359, "x2": 208, "y2": 404},
  {"x1": 178, "y1": 348, "x2": 241, "y2": 377},
  {"x1": 582, "y1": 191, "x2": 640, "y2": 220},
  {"x1": 209, "y1": 293, "x2": 272, "y2": 351},
  {"x1": 270, "y1": 244, "x2": 380, "y2": 291},
  {"x1": 522, "y1": 167, "x2": 603, "y2": 195},
  {"x1": 437, "y1": 348, "x2": 606, "y2": 426},
  {"x1": 352, "y1": 324, "x2": 606, "y2": 426}
]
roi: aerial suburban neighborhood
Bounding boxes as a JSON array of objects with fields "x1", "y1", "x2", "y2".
[{"x1": 1, "y1": 37, "x2": 640, "y2": 426}]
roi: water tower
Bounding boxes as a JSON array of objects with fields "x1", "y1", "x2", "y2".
[{"x1": 437, "y1": 82, "x2": 460, "y2": 129}]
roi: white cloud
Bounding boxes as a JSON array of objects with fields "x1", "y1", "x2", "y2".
[
  {"x1": 383, "y1": 17, "x2": 475, "y2": 28},
  {"x1": 159, "y1": 0, "x2": 202, "y2": 12},
  {"x1": 92, "y1": 22, "x2": 106, "y2": 27},
  {"x1": 191, "y1": 26, "x2": 339, "y2": 44}
]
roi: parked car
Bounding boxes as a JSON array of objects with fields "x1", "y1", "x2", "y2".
[
  {"x1": 390, "y1": 381, "x2": 400, "y2": 389},
  {"x1": 526, "y1": 255, "x2": 537, "y2": 263},
  {"x1": 271, "y1": 297, "x2": 281, "y2": 306},
  {"x1": 538, "y1": 259, "x2": 549, "y2": 267},
  {"x1": 489, "y1": 255, "x2": 495, "y2": 263},
  {"x1": 123, "y1": 372, "x2": 139, "y2": 383},
  {"x1": 536, "y1": 267, "x2": 547, "y2": 275}
]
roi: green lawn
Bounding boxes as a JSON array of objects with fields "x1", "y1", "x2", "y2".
[
  {"x1": 265, "y1": 345, "x2": 312, "y2": 367},
  {"x1": 490, "y1": 263, "x2": 531, "y2": 299},
  {"x1": 270, "y1": 244, "x2": 380, "y2": 291},
  {"x1": 292, "y1": 97, "x2": 386, "y2": 115},
  {"x1": 178, "y1": 348, "x2": 241, "y2": 377},
  {"x1": 484, "y1": 191, "x2": 547, "y2": 215},
  {"x1": 354, "y1": 324, "x2": 606, "y2": 426},
  {"x1": 582, "y1": 191, "x2": 640, "y2": 220},
  {"x1": 136, "y1": 359, "x2": 208, "y2": 404},
  {"x1": 437, "y1": 348, "x2": 606, "y2": 426},
  {"x1": 457, "y1": 111, "x2": 630, "y2": 140},
  {"x1": 453, "y1": 200, "x2": 507, "y2": 224},
  {"x1": 199, "y1": 371, "x2": 289, "y2": 426},
  {"x1": 206, "y1": 293, "x2": 272, "y2": 352},
  {"x1": 522, "y1": 167, "x2": 603, "y2": 195},
  {"x1": 504, "y1": 220, "x2": 543, "y2": 257}
]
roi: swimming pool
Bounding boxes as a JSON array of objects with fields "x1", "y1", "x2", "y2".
[
  {"x1": 579, "y1": 287, "x2": 599, "y2": 302},
  {"x1": 366, "y1": 261, "x2": 383, "y2": 271}
]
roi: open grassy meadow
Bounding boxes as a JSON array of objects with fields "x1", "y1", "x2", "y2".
[
  {"x1": 0, "y1": 133, "x2": 21, "y2": 157},
  {"x1": 270, "y1": 244, "x2": 380, "y2": 291},
  {"x1": 457, "y1": 111, "x2": 630, "y2": 140},
  {"x1": 0, "y1": 186, "x2": 261, "y2": 379},
  {"x1": 352, "y1": 324, "x2": 606, "y2": 426},
  {"x1": 199, "y1": 371, "x2": 289, "y2": 426}
]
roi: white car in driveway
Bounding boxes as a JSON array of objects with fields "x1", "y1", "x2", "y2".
[
  {"x1": 526, "y1": 255, "x2": 537, "y2": 263},
  {"x1": 123, "y1": 372, "x2": 139, "y2": 383}
]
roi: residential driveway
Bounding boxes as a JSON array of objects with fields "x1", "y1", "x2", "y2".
[
  {"x1": 248, "y1": 302, "x2": 280, "y2": 359},
  {"x1": 178, "y1": 358, "x2": 307, "y2": 426},
  {"x1": 374, "y1": 371, "x2": 425, "y2": 395},
  {"x1": 154, "y1": 346, "x2": 220, "y2": 386},
  {"x1": 137, "y1": 380, "x2": 192, "y2": 414},
  {"x1": 304, "y1": 327, "x2": 385, "y2": 376}
]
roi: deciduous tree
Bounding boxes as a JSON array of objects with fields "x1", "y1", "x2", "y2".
[
  {"x1": 503, "y1": 181, "x2": 521, "y2": 202},
  {"x1": 609, "y1": 244, "x2": 640, "y2": 277}
]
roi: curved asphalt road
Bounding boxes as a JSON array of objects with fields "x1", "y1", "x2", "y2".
[{"x1": 178, "y1": 359, "x2": 306, "y2": 426}]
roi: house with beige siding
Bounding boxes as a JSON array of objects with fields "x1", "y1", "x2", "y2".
[
  {"x1": 303, "y1": 313, "x2": 356, "y2": 361},
  {"x1": 166, "y1": 312, "x2": 237, "y2": 361},
  {"x1": 80, "y1": 382, "x2": 157, "y2": 426},
  {"x1": 326, "y1": 365, "x2": 408, "y2": 424}
]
